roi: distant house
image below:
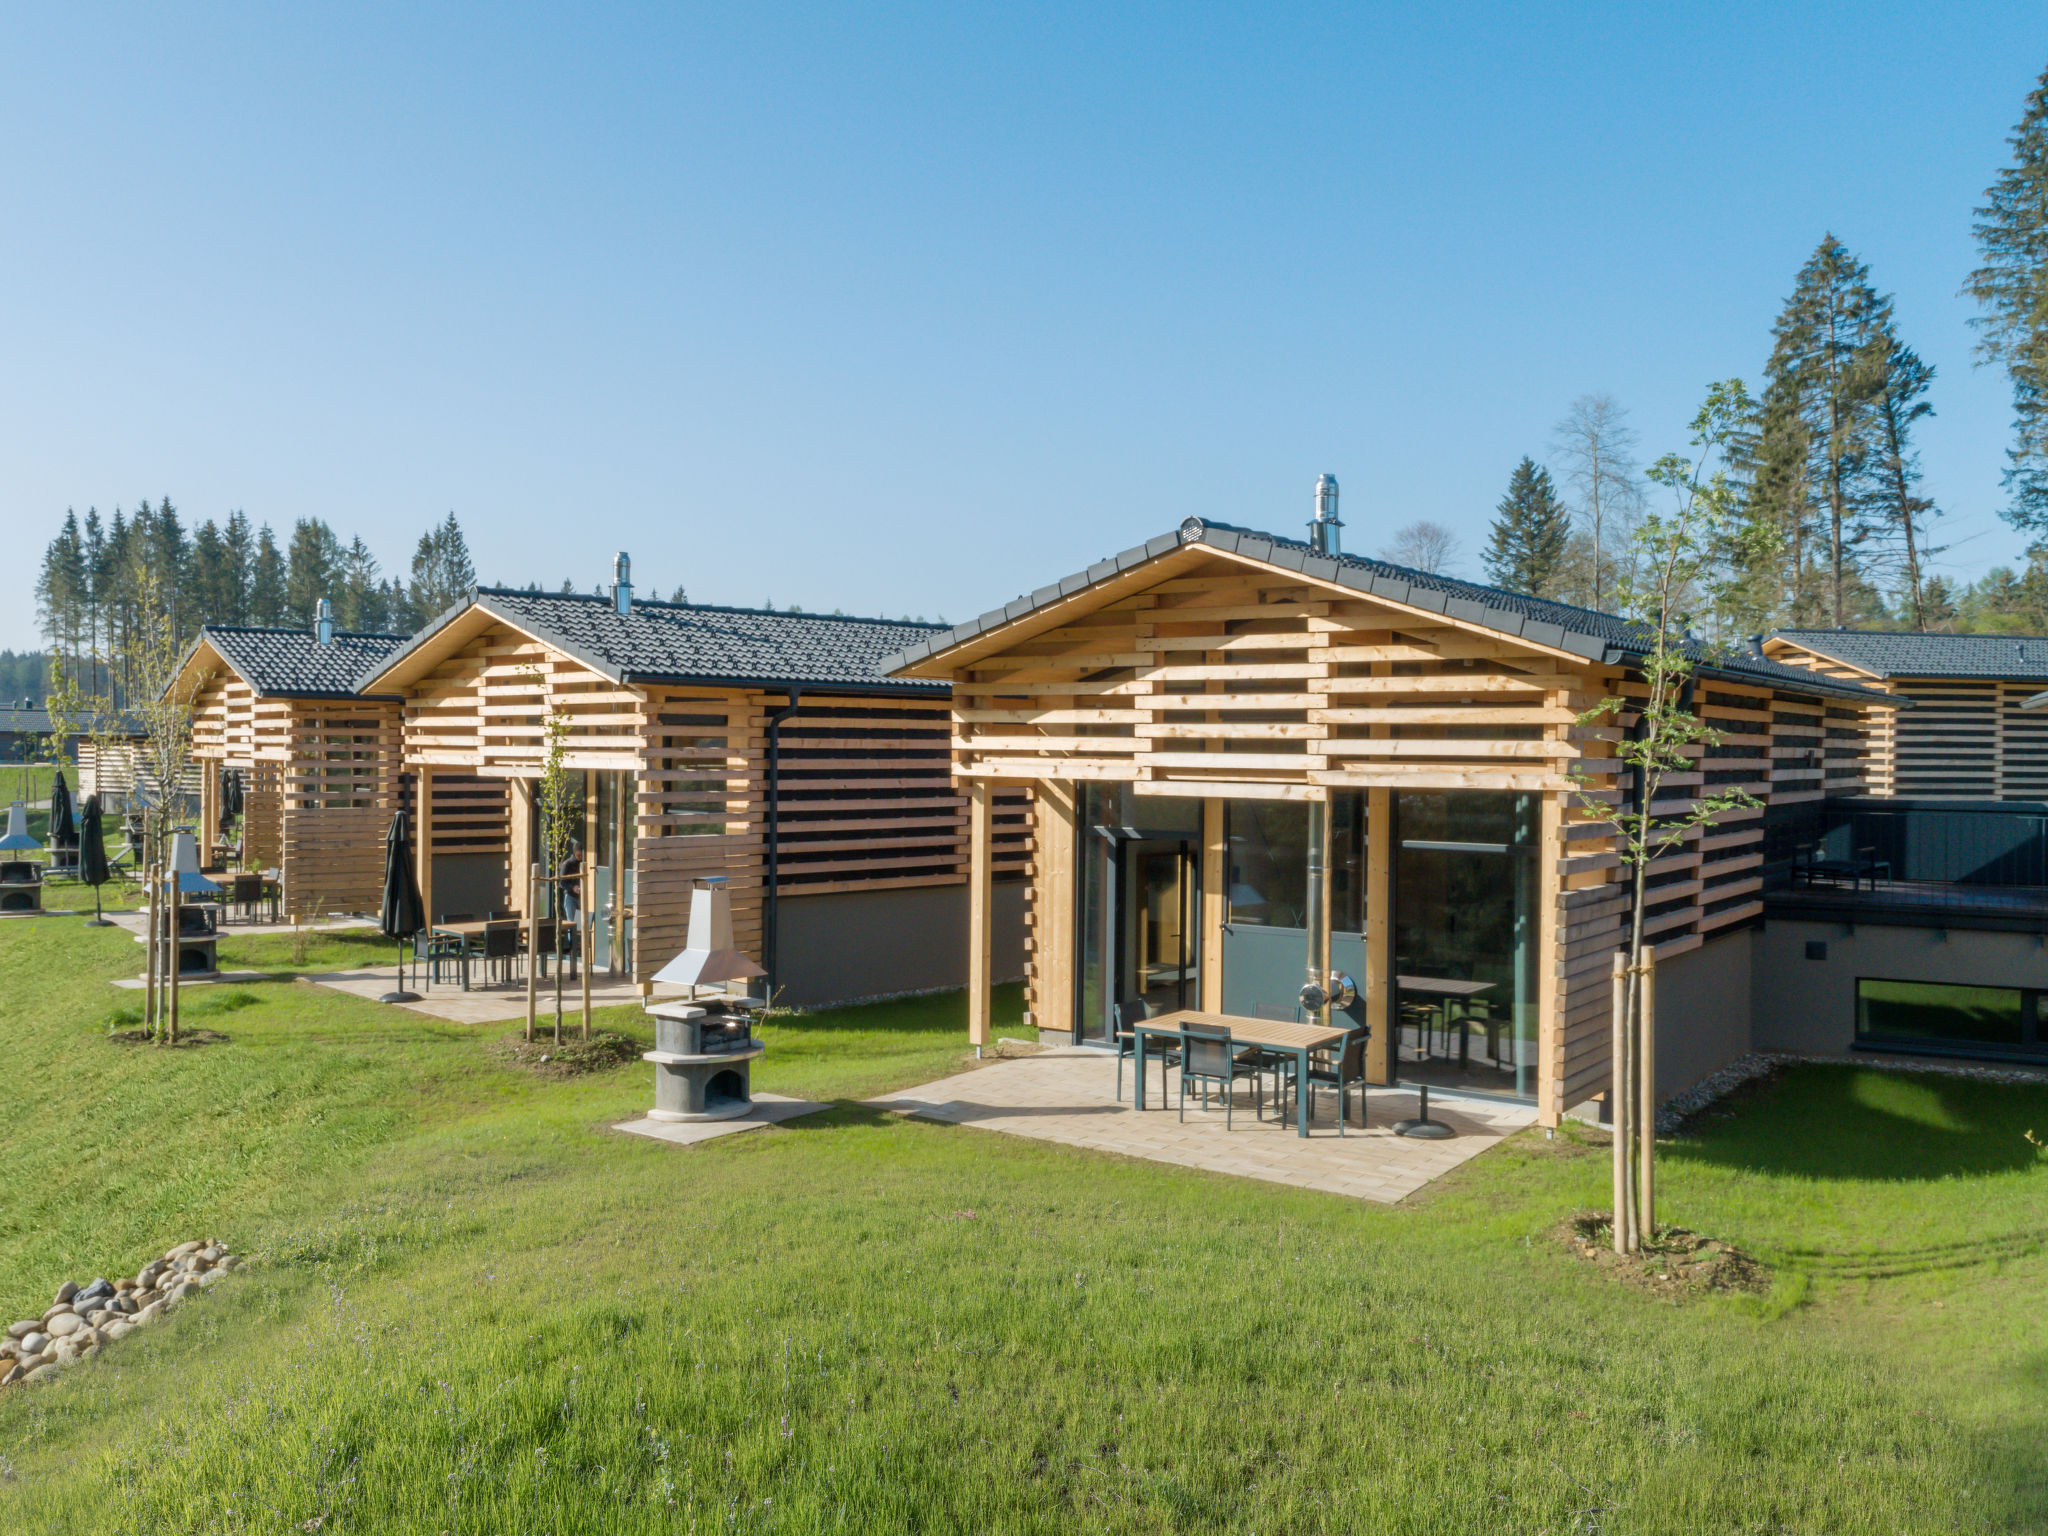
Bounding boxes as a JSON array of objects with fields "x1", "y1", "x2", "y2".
[
  {"x1": 1764, "y1": 630, "x2": 2048, "y2": 800},
  {"x1": 0, "y1": 704, "x2": 56, "y2": 764},
  {"x1": 170, "y1": 606, "x2": 410, "y2": 916},
  {"x1": 355, "y1": 565, "x2": 1029, "y2": 1008}
]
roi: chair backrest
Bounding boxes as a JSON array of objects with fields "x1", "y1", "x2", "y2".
[
  {"x1": 1113, "y1": 997, "x2": 1149, "y2": 1037},
  {"x1": 1179, "y1": 1022, "x2": 1234, "y2": 1079},
  {"x1": 488, "y1": 909, "x2": 514, "y2": 921},
  {"x1": 483, "y1": 923, "x2": 520, "y2": 958},
  {"x1": 1341, "y1": 1031, "x2": 1369, "y2": 1076},
  {"x1": 232, "y1": 873, "x2": 264, "y2": 901},
  {"x1": 440, "y1": 911, "x2": 474, "y2": 924}
]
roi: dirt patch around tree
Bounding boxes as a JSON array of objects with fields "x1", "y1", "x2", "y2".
[
  {"x1": 490, "y1": 1029, "x2": 642, "y2": 1079},
  {"x1": 105, "y1": 1028, "x2": 231, "y2": 1048},
  {"x1": 1560, "y1": 1211, "x2": 1771, "y2": 1301}
]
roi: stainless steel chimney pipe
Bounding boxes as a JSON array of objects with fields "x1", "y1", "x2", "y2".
[{"x1": 1310, "y1": 474, "x2": 1342, "y2": 556}]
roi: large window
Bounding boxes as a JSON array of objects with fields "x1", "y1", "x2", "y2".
[
  {"x1": 1393, "y1": 791, "x2": 1538, "y2": 1100},
  {"x1": 1226, "y1": 801, "x2": 1310, "y2": 927},
  {"x1": 1856, "y1": 978, "x2": 2042, "y2": 1057}
]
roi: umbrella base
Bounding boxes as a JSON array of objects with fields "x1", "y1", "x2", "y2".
[
  {"x1": 379, "y1": 990, "x2": 423, "y2": 1004},
  {"x1": 84, "y1": 916, "x2": 117, "y2": 927}
]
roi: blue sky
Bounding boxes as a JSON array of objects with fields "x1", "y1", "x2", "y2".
[{"x1": 3, "y1": 4, "x2": 2044, "y2": 650}]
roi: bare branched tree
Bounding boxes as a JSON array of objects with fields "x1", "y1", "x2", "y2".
[
  {"x1": 1380, "y1": 520, "x2": 1462, "y2": 574},
  {"x1": 1552, "y1": 394, "x2": 1643, "y2": 610}
]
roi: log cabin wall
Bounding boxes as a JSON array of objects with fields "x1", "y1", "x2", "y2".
[{"x1": 912, "y1": 539, "x2": 1894, "y2": 1122}]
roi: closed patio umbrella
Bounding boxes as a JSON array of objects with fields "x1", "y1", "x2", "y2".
[
  {"x1": 78, "y1": 794, "x2": 113, "y2": 927},
  {"x1": 49, "y1": 769, "x2": 75, "y2": 854},
  {"x1": 378, "y1": 809, "x2": 425, "y2": 1003}
]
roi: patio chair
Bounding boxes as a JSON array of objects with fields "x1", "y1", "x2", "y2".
[
  {"x1": 425, "y1": 928, "x2": 472, "y2": 990},
  {"x1": 1177, "y1": 1022, "x2": 1263, "y2": 1128},
  {"x1": 1300, "y1": 1028, "x2": 1370, "y2": 1135},
  {"x1": 481, "y1": 921, "x2": 521, "y2": 986},
  {"x1": 1114, "y1": 998, "x2": 1178, "y2": 1108},
  {"x1": 228, "y1": 872, "x2": 266, "y2": 925}
]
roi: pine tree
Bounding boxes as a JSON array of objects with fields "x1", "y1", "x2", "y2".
[
  {"x1": 1481, "y1": 458, "x2": 1571, "y2": 596},
  {"x1": 188, "y1": 520, "x2": 233, "y2": 628},
  {"x1": 336, "y1": 536, "x2": 386, "y2": 630},
  {"x1": 1965, "y1": 61, "x2": 2048, "y2": 531},
  {"x1": 1862, "y1": 303, "x2": 1941, "y2": 628},
  {"x1": 409, "y1": 512, "x2": 476, "y2": 617},
  {"x1": 285, "y1": 518, "x2": 343, "y2": 627},
  {"x1": 1760, "y1": 237, "x2": 1887, "y2": 627},
  {"x1": 249, "y1": 525, "x2": 287, "y2": 626},
  {"x1": 220, "y1": 511, "x2": 254, "y2": 624}
]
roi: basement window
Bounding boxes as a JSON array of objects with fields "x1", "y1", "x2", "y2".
[{"x1": 1855, "y1": 978, "x2": 2043, "y2": 1060}]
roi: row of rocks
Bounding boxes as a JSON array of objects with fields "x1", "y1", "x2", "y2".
[{"x1": 1, "y1": 1239, "x2": 238, "y2": 1389}]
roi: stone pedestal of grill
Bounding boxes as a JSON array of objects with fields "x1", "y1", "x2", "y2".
[{"x1": 643, "y1": 1003, "x2": 763, "y2": 1122}]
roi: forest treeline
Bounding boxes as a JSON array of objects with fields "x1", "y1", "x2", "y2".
[
  {"x1": 33, "y1": 505, "x2": 479, "y2": 702},
  {"x1": 1402, "y1": 64, "x2": 2048, "y2": 638}
]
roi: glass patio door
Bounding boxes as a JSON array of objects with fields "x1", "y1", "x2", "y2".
[{"x1": 1074, "y1": 786, "x2": 1201, "y2": 1045}]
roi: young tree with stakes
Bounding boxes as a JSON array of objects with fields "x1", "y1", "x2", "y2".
[
  {"x1": 128, "y1": 568, "x2": 197, "y2": 1046},
  {"x1": 531, "y1": 676, "x2": 583, "y2": 1044},
  {"x1": 1576, "y1": 381, "x2": 1766, "y2": 1255}
]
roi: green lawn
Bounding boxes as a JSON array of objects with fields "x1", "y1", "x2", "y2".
[{"x1": 2, "y1": 914, "x2": 2044, "y2": 1532}]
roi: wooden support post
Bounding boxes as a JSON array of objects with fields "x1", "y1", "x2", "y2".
[
  {"x1": 580, "y1": 867, "x2": 593, "y2": 1041},
  {"x1": 143, "y1": 858, "x2": 159, "y2": 1037},
  {"x1": 509, "y1": 779, "x2": 533, "y2": 920},
  {"x1": 415, "y1": 771, "x2": 435, "y2": 926},
  {"x1": 1536, "y1": 790, "x2": 1563, "y2": 1125},
  {"x1": 1200, "y1": 797, "x2": 1225, "y2": 1014},
  {"x1": 611, "y1": 769, "x2": 626, "y2": 981},
  {"x1": 526, "y1": 862, "x2": 540, "y2": 1043},
  {"x1": 1638, "y1": 952, "x2": 1657, "y2": 1238},
  {"x1": 1610, "y1": 949, "x2": 1630, "y2": 1254},
  {"x1": 167, "y1": 874, "x2": 180, "y2": 1046},
  {"x1": 199, "y1": 767, "x2": 217, "y2": 869},
  {"x1": 1364, "y1": 787, "x2": 1393, "y2": 1085},
  {"x1": 967, "y1": 779, "x2": 994, "y2": 1048}
]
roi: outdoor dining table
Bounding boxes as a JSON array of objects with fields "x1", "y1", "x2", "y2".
[
  {"x1": 1397, "y1": 975, "x2": 1496, "y2": 1065},
  {"x1": 1132, "y1": 1009, "x2": 1351, "y2": 1138},
  {"x1": 427, "y1": 919, "x2": 511, "y2": 990}
]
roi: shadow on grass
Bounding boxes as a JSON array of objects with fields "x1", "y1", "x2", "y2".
[{"x1": 1667, "y1": 1062, "x2": 2048, "y2": 1183}]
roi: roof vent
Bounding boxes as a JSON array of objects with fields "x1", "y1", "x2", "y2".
[
  {"x1": 613, "y1": 552, "x2": 633, "y2": 616},
  {"x1": 315, "y1": 597, "x2": 335, "y2": 646},
  {"x1": 1310, "y1": 474, "x2": 1342, "y2": 557}
]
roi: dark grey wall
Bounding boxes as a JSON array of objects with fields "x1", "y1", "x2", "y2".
[
  {"x1": 777, "y1": 881, "x2": 1025, "y2": 1009},
  {"x1": 1652, "y1": 928, "x2": 1753, "y2": 1096},
  {"x1": 1752, "y1": 918, "x2": 2048, "y2": 1054},
  {"x1": 430, "y1": 853, "x2": 509, "y2": 924}
]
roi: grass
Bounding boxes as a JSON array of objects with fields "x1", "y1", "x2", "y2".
[{"x1": 1, "y1": 914, "x2": 2044, "y2": 1531}]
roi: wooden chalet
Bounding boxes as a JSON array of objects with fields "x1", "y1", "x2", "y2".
[
  {"x1": 1764, "y1": 630, "x2": 2048, "y2": 800},
  {"x1": 171, "y1": 612, "x2": 410, "y2": 917},
  {"x1": 888, "y1": 515, "x2": 1900, "y2": 1125},
  {"x1": 355, "y1": 569, "x2": 1028, "y2": 1006}
]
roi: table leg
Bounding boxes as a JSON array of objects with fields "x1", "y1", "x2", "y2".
[
  {"x1": 1458, "y1": 1001, "x2": 1471, "y2": 1068},
  {"x1": 1135, "y1": 1031, "x2": 1148, "y2": 1111},
  {"x1": 1295, "y1": 1046, "x2": 1310, "y2": 1137}
]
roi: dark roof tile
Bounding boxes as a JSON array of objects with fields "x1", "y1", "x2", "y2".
[
  {"x1": 1770, "y1": 629, "x2": 2048, "y2": 682},
  {"x1": 201, "y1": 626, "x2": 409, "y2": 699},
  {"x1": 416, "y1": 590, "x2": 948, "y2": 694}
]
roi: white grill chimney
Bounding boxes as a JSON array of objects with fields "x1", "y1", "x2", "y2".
[
  {"x1": 315, "y1": 597, "x2": 335, "y2": 646},
  {"x1": 613, "y1": 552, "x2": 633, "y2": 615},
  {"x1": 1310, "y1": 474, "x2": 1342, "y2": 556}
]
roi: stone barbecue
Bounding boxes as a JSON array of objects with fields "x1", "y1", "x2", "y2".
[{"x1": 642, "y1": 998, "x2": 762, "y2": 1121}]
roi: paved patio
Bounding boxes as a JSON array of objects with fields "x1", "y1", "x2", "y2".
[
  {"x1": 308, "y1": 963, "x2": 691, "y2": 1024},
  {"x1": 867, "y1": 1048, "x2": 1537, "y2": 1203}
]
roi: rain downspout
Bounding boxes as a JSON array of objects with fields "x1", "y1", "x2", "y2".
[{"x1": 763, "y1": 686, "x2": 804, "y2": 1003}]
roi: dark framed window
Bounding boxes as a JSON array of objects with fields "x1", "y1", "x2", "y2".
[{"x1": 1855, "y1": 977, "x2": 2044, "y2": 1058}]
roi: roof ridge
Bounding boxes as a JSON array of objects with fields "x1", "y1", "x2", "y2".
[
  {"x1": 479, "y1": 586, "x2": 946, "y2": 631},
  {"x1": 203, "y1": 623, "x2": 410, "y2": 640}
]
